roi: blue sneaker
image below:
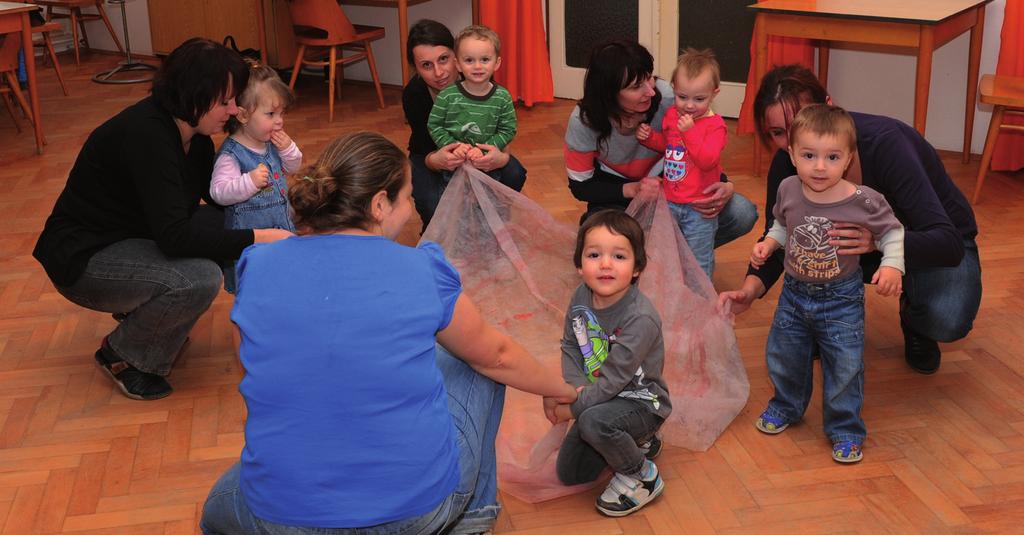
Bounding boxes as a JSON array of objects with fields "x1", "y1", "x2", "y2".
[
  {"x1": 832, "y1": 440, "x2": 863, "y2": 463},
  {"x1": 755, "y1": 409, "x2": 789, "y2": 434}
]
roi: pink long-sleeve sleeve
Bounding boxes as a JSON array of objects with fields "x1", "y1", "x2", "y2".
[
  {"x1": 679, "y1": 115, "x2": 727, "y2": 171},
  {"x1": 210, "y1": 153, "x2": 259, "y2": 206},
  {"x1": 638, "y1": 129, "x2": 667, "y2": 154},
  {"x1": 278, "y1": 141, "x2": 303, "y2": 174}
]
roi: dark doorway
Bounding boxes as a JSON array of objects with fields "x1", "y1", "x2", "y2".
[{"x1": 678, "y1": 1, "x2": 757, "y2": 83}]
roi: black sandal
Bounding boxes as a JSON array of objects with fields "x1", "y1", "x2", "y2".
[{"x1": 94, "y1": 342, "x2": 172, "y2": 400}]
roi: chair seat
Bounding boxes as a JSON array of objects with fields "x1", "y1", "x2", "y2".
[
  {"x1": 980, "y1": 74, "x2": 1024, "y2": 108},
  {"x1": 294, "y1": 24, "x2": 385, "y2": 47}
]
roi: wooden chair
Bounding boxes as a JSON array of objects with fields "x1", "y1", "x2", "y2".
[
  {"x1": 286, "y1": 0, "x2": 385, "y2": 122},
  {"x1": 30, "y1": 0, "x2": 123, "y2": 66},
  {"x1": 31, "y1": 20, "x2": 69, "y2": 96},
  {"x1": 973, "y1": 74, "x2": 1024, "y2": 204}
]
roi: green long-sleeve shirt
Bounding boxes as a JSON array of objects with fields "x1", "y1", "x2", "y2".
[{"x1": 427, "y1": 81, "x2": 517, "y2": 150}]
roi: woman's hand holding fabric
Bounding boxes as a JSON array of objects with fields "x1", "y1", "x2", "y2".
[
  {"x1": 470, "y1": 143, "x2": 510, "y2": 172},
  {"x1": 427, "y1": 143, "x2": 466, "y2": 172}
]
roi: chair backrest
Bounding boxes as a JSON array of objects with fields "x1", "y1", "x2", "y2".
[{"x1": 286, "y1": 0, "x2": 357, "y2": 43}]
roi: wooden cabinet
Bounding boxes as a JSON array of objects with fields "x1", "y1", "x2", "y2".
[{"x1": 148, "y1": 0, "x2": 297, "y2": 68}]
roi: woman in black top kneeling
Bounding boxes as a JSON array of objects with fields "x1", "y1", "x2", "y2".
[{"x1": 33, "y1": 38, "x2": 292, "y2": 400}]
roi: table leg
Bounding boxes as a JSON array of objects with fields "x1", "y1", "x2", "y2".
[
  {"x1": 913, "y1": 26, "x2": 935, "y2": 137},
  {"x1": 818, "y1": 41, "x2": 829, "y2": 88},
  {"x1": 21, "y1": 12, "x2": 43, "y2": 154},
  {"x1": 963, "y1": 5, "x2": 984, "y2": 163},
  {"x1": 753, "y1": 17, "x2": 768, "y2": 176},
  {"x1": 399, "y1": 0, "x2": 409, "y2": 85}
]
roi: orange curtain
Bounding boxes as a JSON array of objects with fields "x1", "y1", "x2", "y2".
[
  {"x1": 479, "y1": 0, "x2": 553, "y2": 107},
  {"x1": 736, "y1": 19, "x2": 815, "y2": 134},
  {"x1": 992, "y1": 0, "x2": 1024, "y2": 171}
]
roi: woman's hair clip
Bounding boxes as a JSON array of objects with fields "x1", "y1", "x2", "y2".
[{"x1": 302, "y1": 175, "x2": 315, "y2": 182}]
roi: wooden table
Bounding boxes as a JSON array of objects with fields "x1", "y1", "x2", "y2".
[
  {"x1": 338, "y1": 0, "x2": 479, "y2": 84},
  {"x1": 0, "y1": 2, "x2": 42, "y2": 154},
  {"x1": 749, "y1": 0, "x2": 992, "y2": 171}
]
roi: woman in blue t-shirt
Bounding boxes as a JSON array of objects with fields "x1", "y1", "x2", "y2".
[
  {"x1": 719, "y1": 64, "x2": 981, "y2": 376},
  {"x1": 200, "y1": 132, "x2": 578, "y2": 534}
]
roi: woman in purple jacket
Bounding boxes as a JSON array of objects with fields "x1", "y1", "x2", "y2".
[{"x1": 719, "y1": 65, "x2": 981, "y2": 375}]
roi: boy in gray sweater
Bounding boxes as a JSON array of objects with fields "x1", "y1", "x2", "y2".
[
  {"x1": 750, "y1": 104, "x2": 904, "y2": 464},
  {"x1": 548, "y1": 210, "x2": 671, "y2": 517}
]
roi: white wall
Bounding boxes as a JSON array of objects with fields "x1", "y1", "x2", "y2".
[
  {"x1": 340, "y1": 0, "x2": 474, "y2": 87},
  {"x1": 78, "y1": 0, "x2": 154, "y2": 56},
  {"x1": 825, "y1": 0, "x2": 1004, "y2": 153}
]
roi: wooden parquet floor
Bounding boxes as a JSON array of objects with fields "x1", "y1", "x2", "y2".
[{"x1": 2, "y1": 52, "x2": 1024, "y2": 534}]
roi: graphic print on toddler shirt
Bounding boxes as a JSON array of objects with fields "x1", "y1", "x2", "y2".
[
  {"x1": 663, "y1": 144, "x2": 688, "y2": 182},
  {"x1": 789, "y1": 216, "x2": 841, "y2": 279},
  {"x1": 570, "y1": 306, "x2": 661, "y2": 409}
]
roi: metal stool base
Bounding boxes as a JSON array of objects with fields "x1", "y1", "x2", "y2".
[
  {"x1": 92, "y1": 61, "x2": 157, "y2": 84},
  {"x1": 91, "y1": 0, "x2": 157, "y2": 85}
]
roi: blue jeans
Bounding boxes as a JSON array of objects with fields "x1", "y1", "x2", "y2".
[
  {"x1": 668, "y1": 202, "x2": 718, "y2": 278},
  {"x1": 555, "y1": 398, "x2": 663, "y2": 485},
  {"x1": 54, "y1": 238, "x2": 222, "y2": 376},
  {"x1": 764, "y1": 271, "x2": 866, "y2": 444},
  {"x1": 411, "y1": 153, "x2": 527, "y2": 232},
  {"x1": 200, "y1": 346, "x2": 506, "y2": 535},
  {"x1": 897, "y1": 239, "x2": 982, "y2": 342}
]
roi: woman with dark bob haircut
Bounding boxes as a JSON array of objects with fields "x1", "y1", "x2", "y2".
[
  {"x1": 564, "y1": 39, "x2": 757, "y2": 245},
  {"x1": 200, "y1": 132, "x2": 576, "y2": 534},
  {"x1": 403, "y1": 19, "x2": 527, "y2": 231},
  {"x1": 33, "y1": 38, "x2": 293, "y2": 401},
  {"x1": 718, "y1": 64, "x2": 981, "y2": 375}
]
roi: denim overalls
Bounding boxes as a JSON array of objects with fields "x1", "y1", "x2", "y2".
[{"x1": 219, "y1": 137, "x2": 295, "y2": 293}]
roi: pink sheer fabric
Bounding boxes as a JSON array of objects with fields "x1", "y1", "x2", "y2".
[{"x1": 422, "y1": 164, "x2": 749, "y2": 503}]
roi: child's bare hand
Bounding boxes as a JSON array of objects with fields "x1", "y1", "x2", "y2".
[
  {"x1": 677, "y1": 113, "x2": 695, "y2": 132},
  {"x1": 250, "y1": 164, "x2": 270, "y2": 188},
  {"x1": 553, "y1": 404, "x2": 574, "y2": 424},
  {"x1": 452, "y1": 143, "x2": 472, "y2": 158},
  {"x1": 636, "y1": 123, "x2": 652, "y2": 141},
  {"x1": 466, "y1": 146, "x2": 484, "y2": 161},
  {"x1": 542, "y1": 397, "x2": 559, "y2": 424},
  {"x1": 871, "y1": 266, "x2": 903, "y2": 296},
  {"x1": 270, "y1": 130, "x2": 293, "y2": 151},
  {"x1": 750, "y1": 241, "x2": 774, "y2": 268}
]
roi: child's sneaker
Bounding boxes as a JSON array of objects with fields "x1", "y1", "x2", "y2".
[
  {"x1": 638, "y1": 436, "x2": 662, "y2": 460},
  {"x1": 755, "y1": 409, "x2": 789, "y2": 434},
  {"x1": 832, "y1": 440, "x2": 863, "y2": 463},
  {"x1": 595, "y1": 460, "x2": 664, "y2": 517}
]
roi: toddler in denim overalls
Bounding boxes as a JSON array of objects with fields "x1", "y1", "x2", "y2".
[{"x1": 210, "y1": 63, "x2": 302, "y2": 293}]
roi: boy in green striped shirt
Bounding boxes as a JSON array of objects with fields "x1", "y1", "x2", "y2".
[{"x1": 427, "y1": 25, "x2": 518, "y2": 181}]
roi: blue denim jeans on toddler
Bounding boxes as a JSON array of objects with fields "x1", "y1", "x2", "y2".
[
  {"x1": 763, "y1": 269, "x2": 866, "y2": 445},
  {"x1": 200, "y1": 346, "x2": 505, "y2": 535},
  {"x1": 219, "y1": 138, "x2": 297, "y2": 293},
  {"x1": 667, "y1": 202, "x2": 718, "y2": 279}
]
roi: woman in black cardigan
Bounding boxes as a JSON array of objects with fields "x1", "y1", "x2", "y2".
[{"x1": 33, "y1": 38, "x2": 292, "y2": 400}]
